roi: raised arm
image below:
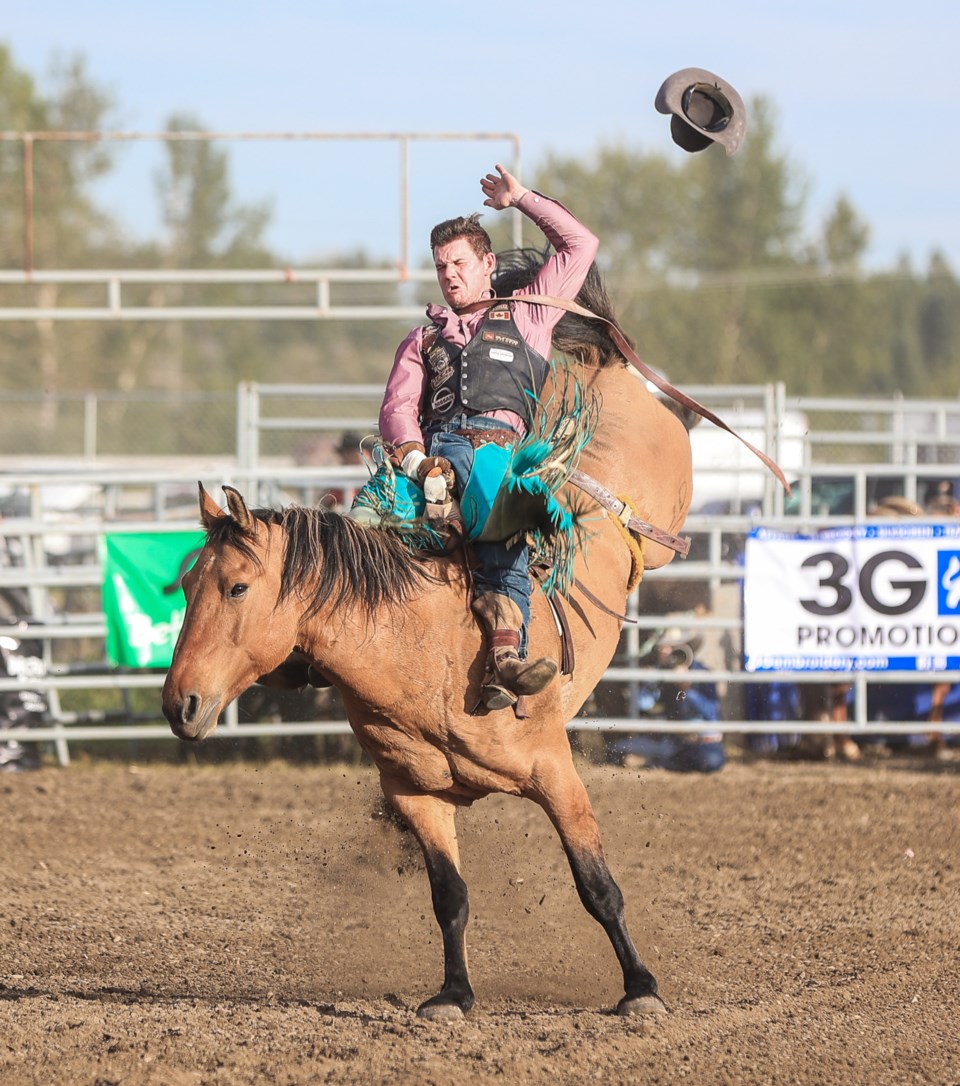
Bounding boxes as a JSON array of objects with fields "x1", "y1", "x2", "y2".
[{"x1": 485, "y1": 166, "x2": 599, "y2": 347}]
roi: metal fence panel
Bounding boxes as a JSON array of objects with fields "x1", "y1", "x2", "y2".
[{"x1": 1, "y1": 383, "x2": 959, "y2": 764}]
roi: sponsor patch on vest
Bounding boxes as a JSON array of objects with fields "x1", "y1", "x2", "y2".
[
  {"x1": 488, "y1": 348, "x2": 515, "y2": 363},
  {"x1": 429, "y1": 364, "x2": 454, "y2": 390},
  {"x1": 488, "y1": 307, "x2": 511, "y2": 321},
  {"x1": 426, "y1": 344, "x2": 454, "y2": 388},
  {"x1": 431, "y1": 387, "x2": 455, "y2": 415},
  {"x1": 481, "y1": 330, "x2": 520, "y2": 347}
]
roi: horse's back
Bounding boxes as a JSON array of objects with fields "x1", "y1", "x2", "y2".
[{"x1": 564, "y1": 362, "x2": 692, "y2": 570}]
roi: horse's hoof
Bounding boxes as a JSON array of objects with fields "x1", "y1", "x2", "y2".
[
  {"x1": 416, "y1": 1000, "x2": 466, "y2": 1022},
  {"x1": 617, "y1": 994, "x2": 667, "y2": 1017}
]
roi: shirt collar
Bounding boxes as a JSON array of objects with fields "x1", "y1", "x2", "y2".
[{"x1": 426, "y1": 288, "x2": 496, "y2": 323}]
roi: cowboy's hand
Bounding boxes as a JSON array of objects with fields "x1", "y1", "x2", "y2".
[
  {"x1": 392, "y1": 440, "x2": 427, "y2": 477},
  {"x1": 417, "y1": 456, "x2": 454, "y2": 503},
  {"x1": 481, "y1": 163, "x2": 528, "y2": 210}
]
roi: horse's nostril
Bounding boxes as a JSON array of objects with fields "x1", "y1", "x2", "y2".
[{"x1": 184, "y1": 693, "x2": 201, "y2": 724}]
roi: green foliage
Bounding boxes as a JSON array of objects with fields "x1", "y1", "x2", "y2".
[
  {"x1": 157, "y1": 111, "x2": 273, "y2": 268},
  {"x1": 535, "y1": 98, "x2": 958, "y2": 396}
]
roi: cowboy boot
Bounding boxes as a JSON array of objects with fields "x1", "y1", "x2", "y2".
[{"x1": 472, "y1": 593, "x2": 558, "y2": 710}]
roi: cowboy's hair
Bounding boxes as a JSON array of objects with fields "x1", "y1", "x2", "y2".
[{"x1": 430, "y1": 213, "x2": 492, "y2": 258}]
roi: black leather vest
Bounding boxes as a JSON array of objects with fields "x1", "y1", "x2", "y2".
[{"x1": 420, "y1": 303, "x2": 550, "y2": 426}]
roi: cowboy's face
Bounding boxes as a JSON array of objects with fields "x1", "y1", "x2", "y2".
[{"x1": 433, "y1": 239, "x2": 496, "y2": 311}]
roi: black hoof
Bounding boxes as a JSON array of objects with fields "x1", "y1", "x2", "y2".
[
  {"x1": 617, "y1": 993, "x2": 667, "y2": 1017},
  {"x1": 417, "y1": 1000, "x2": 465, "y2": 1022},
  {"x1": 416, "y1": 989, "x2": 474, "y2": 1021}
]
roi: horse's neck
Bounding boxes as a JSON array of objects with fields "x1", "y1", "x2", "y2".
[{"x1": 296, "y1": 556, "x2": 466, "y2": 683}]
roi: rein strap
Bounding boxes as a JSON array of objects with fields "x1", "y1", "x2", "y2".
[{"x1": 460, "y1": 293, "x2": 791, "y2": 493}]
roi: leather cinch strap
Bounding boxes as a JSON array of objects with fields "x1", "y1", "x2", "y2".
[
  {"x1": 460, "y1": 293, "x2": 791, "y2": 494},
  {"x1": 568, "y1": 470, "x2": 691, "y2": 557}
]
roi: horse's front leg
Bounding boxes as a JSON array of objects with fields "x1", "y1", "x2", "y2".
[
  {"x1": 529, "y1": 761, "x2": 666, "y2": 1016},
  {"x1": 380, "y1": 773, "x2": 474, "y2": 1020}
]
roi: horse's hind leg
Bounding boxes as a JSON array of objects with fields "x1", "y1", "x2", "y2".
[
  {"x1": 530, "y1": 762, "x2": 666, "y2": 1016},
  {"x1": 380, "y1": 774, "x2": 474, "y2": 1021}
]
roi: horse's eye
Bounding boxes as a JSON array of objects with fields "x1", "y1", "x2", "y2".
[{"x1": 229, "y1": 583, "x2": 248, "y2": 599}]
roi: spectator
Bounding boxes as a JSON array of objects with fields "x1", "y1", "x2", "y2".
[
  {"x1": 311, "y1": 430, "x2": 367, "y2": 511},
  {"x1": 335, "y1": 430, "x2": 365, "y2": 467},
  {"x1": 744, "y1": 681, "x2": 803, "y2": 758},
  {"x1": 923, "y1": 479, "x2": 960, "y2": 517},
  {"x1": 613, "y1": 628, "x2": 726, "y2": 773}
]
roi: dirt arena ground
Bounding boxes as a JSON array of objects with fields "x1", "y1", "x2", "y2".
[{"x1": 1, "y1": 747, "x2": 958, "y2": 1086}]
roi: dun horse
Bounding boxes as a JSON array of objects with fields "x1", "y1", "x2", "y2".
[{"x1": 162, "y1": 272, "x2": 693, "y2": 1019}]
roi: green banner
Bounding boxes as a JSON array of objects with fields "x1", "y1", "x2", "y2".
[{"x1": 101, "y1": 532, "x2": 205, "y2": 668}]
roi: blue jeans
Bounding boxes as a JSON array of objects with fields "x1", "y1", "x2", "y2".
[
  {"x1": 426, "y1": 415, "x2": 531, "y2": 635},
  {"x1": 615, "y1": 734, "x2": 726, "y2": 773}
]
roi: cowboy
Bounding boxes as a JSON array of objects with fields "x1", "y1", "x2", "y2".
[{"x1": 379, "y1": 163, "x2": 598, "y2": 709}]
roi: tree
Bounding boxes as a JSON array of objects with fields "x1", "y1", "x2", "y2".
[
  {"x1": 821, "y1": 195, "x2": 869, "y2": 270},
  {"x1": 674, "y1": 98, "x2": 806, "y2": 273},
  {"x1": 156, "y1": 112, "x2": 271, "y2": 268},
  {"x1": 918, "y1": 252, "x2": 960, "y2": 394},
  {"x1": 0, "y1": 44, "x2": 119, "y2": 446},
  {"x1": 529, "y1": 99, "x2": 960, "y2": 396},
  {"x1": 532, "y1": 98, "x2": 813, "y2": 383}
]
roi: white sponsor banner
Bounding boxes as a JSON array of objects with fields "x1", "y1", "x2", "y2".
[{"x1": 744, "y1": 524, "x2": 960, "y2": 672}]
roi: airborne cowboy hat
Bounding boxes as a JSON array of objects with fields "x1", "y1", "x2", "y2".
[{"x1": 655, "y1": 68, "x2": 747, "y2": 156}]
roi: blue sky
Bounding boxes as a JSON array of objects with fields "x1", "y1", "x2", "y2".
[{"x1": 5, "y1": 0, "x2": 958, "y2": 272}]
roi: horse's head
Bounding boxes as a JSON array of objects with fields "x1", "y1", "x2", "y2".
[{"x1": 162, "y1": 483, "x2": 300, "y2": 742}]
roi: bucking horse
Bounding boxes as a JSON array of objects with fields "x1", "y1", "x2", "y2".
[{"x1": 162, "y1": 263, "x2": 777, "y2": 1020}]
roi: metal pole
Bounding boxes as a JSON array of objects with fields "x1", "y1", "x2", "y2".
[
  {"x1": 22, "y1": 134, "x2": 34, "y2": 275},
  {"x1": 399, "y1": 137, "x2": 410, "y2": 278},
  {"x1": 84, "y1": 392, "x2": 98, "y2": 458},
  {"x1": 511, "y1": 134, "x2": 523, "y2": 249},
  {"x1": 236, "y1": 382, "x2": 251, "y2": 470}
]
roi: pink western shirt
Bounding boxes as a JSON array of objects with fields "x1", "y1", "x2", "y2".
[{"x1": 378, "y1": 191, "x2": 599, "y2": 447}]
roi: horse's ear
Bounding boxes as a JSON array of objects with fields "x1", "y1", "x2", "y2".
[
  {"x1": 198, "y1": 482, "x2": 223, "y2": 530},
  {"x1": 222, "y1": 485, "x2": 255, "y2": 532}
]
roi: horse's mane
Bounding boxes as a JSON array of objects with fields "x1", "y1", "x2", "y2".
[
  {"x1": 207, "y1": 505, "x2": 436, "y2": 620},
  {"x1": 492, "y1": 249, "x2": 631, "y2": 365}
]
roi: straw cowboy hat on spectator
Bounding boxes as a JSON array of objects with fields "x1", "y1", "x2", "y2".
[{"x1": 655, "y1": 68, "x2": 747, "y2": 156}]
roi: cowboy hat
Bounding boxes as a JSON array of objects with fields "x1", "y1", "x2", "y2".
[
  {"x1": 653, "y1": 626, "x2": 703, "y2": 670},
  {"x1": 655, "y1": 68, "x2": 747, "y2": 156}
]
